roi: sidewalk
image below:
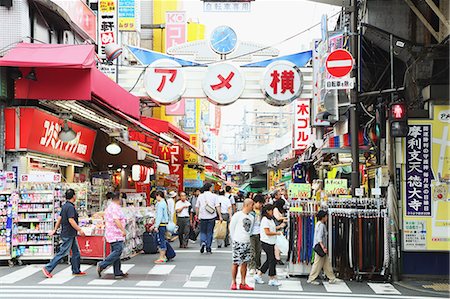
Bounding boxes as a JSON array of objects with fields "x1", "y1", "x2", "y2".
[{"x1": 394, "y1": 279, "x2": 450, "y2": 297}]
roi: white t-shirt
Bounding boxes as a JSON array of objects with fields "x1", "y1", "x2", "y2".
[
  {"x1": 195, "y1": 191, "x2": 220, "y2": 220},
  {"x1": 167, "y1": 197, "x2": 175, "y2": 220},
  {"x1": 229, "y1": 211, "x2": 253, "y2": 244},
  {"x1": 225, "y1": 193, "x2": 236, "y2": 205},
  {"x1": 175, "y1": 200, "x2": 191, "y2": 217},
  {"x1": 218, "y1": 195, "x2": 232, "y2": 214},
  {"x1": 260, "y1": 217, "x2": 277, "y2": 245}
]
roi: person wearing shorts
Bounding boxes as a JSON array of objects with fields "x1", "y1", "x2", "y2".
[{"x1": 229, "y1": 198, "x2": 254, "y2": 291}]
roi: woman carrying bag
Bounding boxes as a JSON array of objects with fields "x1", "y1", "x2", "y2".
[
  {"x1": 253, "y1": 204, "x2": 286, "y2": 287},
  {"x1": 153, "y1": 191, "x2": 170, "y2": 264},
  {"x1": 307, "y1": 210, "x2": 341, "y2": 285}
]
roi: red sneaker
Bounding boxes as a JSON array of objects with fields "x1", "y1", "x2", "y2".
[
  {"x1": 72, "y1": 271, "x2": 87, "y2": 276},
  {"x1": 42, "y1": 268, "x2": 53, "y2": 278},
  {"x1": 239, "y1": 284, "x2": 254, "y2": 290},
  {"x1": 230, "y1": 282, "x2": 238, "y2": 290}
]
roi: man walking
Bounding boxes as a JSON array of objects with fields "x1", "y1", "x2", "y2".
[
  {"x1": 225, "y1": 186, "x2": 236, "y2": 214},
  {"x1": 229, "y1": 198, "x2": 255, "y2": 291},
  {"x1": 175, "y1": 191, "x2": 191, "y2": 248},
  {"x1": 97, "y1": 192, "x2": 127, "y2": 279},
  {"x1": 43, "y1": 189, "x2": 86, "y2": 278},
  {"x1": 196, "y1": 183, "x2": 222, "y2": 254},
  {"x1": 217, "y1": 189, "x2": 232, "y2": 248}
]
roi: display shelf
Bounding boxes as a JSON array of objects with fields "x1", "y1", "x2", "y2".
[
  {"x1": 19, "y1": 190, "x2": 54, "y2": 194},
  {"x1": 18, "y1": 200, "x2": 53, "y2": 204},
  {"x1": 16, "y1": 241, "x2": 52, "y2": 246},
  {"x1": 19, "y1": 255, "x2": 52, "y2": 260},
  {"x1": 18, "y1": 209, "x2": 53, "y2": 213},
  {"x1": 17, "y1": 230, "x2": 51, "y2": 234},
  {"x1": 0, "y1": 191, "x2": 16, "y2": 261},
  {"x1": 18, "y1": 219, "x2": 53, "y2": 222}
]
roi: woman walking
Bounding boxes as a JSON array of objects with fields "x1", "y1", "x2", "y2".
[
  {"x1": 154, "y1": 191, "x2": 169, "y2": 263},
  {"x1": 254, "y1": 204, "x2": 286, "y2": 287},
  {"x1": 307, "y1": 210, "x2": 341, "y2": 285},
  {"x1": 273, "y1": 199, "x2": 287, "y2": 265}
]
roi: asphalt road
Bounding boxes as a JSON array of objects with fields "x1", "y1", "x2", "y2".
[{"x1": 0, "y1": 244, "x2": 447, "y2": 299}]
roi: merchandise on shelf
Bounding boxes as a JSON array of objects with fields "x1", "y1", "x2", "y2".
[
  {"x1": 123, "y1": 192, "x2": 147, "y2": 207},
  {"x1": 0, "y1": 192, "x2": 18, "y2": 259},
  {"x1": 78, "y1": 206, "x2": 155, "y2": 260}
]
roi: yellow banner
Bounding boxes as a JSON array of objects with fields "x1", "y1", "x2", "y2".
[
  {"x1": 403, "y1": 105, "x2": 450, "y2": 251},
  {"x1": 184, "y1": 134, "x2": 199, "y2": 164}
]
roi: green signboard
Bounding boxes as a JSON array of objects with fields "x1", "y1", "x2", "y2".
[{"x1": 288, "y1": 183, "x2": 312, "y2": 199}]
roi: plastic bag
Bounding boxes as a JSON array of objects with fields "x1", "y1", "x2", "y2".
[
  {"x1": 214, "y1": 220, "x2": 227, "y2": 240},
  {"x1": 276, "y1": 234, "x2": 289, "y2": 255}
]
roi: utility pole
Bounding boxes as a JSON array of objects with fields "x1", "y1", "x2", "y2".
[{"x1": 348, "y1": 0, "x2": 360, "y2": 195}]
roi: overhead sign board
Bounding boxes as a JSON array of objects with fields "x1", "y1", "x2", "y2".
[
  {"x1": 325, "y1": 49, "x2": 353, "y2": 78},
  {"x1": 203, "y1": 1, "x2": 251, "y2": 12},
  {"x1": 293, "y1": 99, "x2": 311, "y2": 151},
  {"x1": 261, "y1": 60, "x2": 304, "y2": 106},
  {"x1": 202, "y1": 63, "x2": 245, "y2": 106}
]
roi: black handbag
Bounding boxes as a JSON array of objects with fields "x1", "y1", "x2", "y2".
[{"x1": 313, "y1": 243, "x2": 326, "y2": 257}]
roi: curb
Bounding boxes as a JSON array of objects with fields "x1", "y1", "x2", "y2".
[{"x1": 394, "y1": 281, "x2": 450, "y2": 297}]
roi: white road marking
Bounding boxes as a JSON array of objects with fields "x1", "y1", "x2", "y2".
[
  {"x1": 104, "y1": 264, "x2": 135, "y2": 274},
  {"x1": 183, "y1": 266, "x2": 215, "y2": 288},
  {"x1": 0, "y1": 266, "x2": 42, "y2": 284},
  {"x1": 136, "y1": 280, "x2": 164, "y2": 287},
  {"x1": 279, "y1": 280, "x2": 303, "y2": 291},
  {"x1": 148, "y1": 265, "x2": 176, "y2": 275},
  {"x1": 323, "y1": 281, "x2": 351, "y2": 293},
  {"x1": 368, "y1": 283, "x2": 401, "y2": 295},
  {"x1": 88, "y1": 279, "x2": 117, "y2": 285},
  {"x1": 39, "y1": 265, "x2": 91, "y2": 285}
]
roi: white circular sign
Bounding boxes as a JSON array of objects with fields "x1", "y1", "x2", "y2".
[
  {"x1": 202, "y1": 63, "x2": 245, "y2": 106},
  {"x1": 261, "y1": 60, "x2": 304, "y2": 106},
  {"x1": 143, "y1": 59, "x2": 185, "y2": 105}
]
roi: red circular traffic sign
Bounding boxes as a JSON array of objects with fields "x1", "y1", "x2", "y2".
[{"x1": 325, "y1": 49, "x2": 354, "y2": 78}]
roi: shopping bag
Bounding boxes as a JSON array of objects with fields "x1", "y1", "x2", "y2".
[
  {"x1": 189, "y1": 226, "x2": 199, "y2": 241},
  {"x1": 166, "y1": 242, "x2": 176, "y2": 260},
  {"x1": 276, "y1": 234, "x2": 289, "y2": 255},
  {"x1": 214, "y1": 220, "x2": 227, "y2": 240}
]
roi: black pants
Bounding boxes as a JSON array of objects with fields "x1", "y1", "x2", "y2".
[
  {"x1": 177, "y1": 217, "x2": 190, "y2": 247},
  {"x1": 260, "y1": 241, "x2": 276, "y2": 277}
]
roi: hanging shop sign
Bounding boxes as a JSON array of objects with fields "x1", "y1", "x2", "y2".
[
  {"x1": 144, "y1": 59, "x2": 185, "y2": 105},
  {"x1": 98, "y1": 0, "x2": 118, "y2": 60},
  {"x1": 160, "y1": 144, "x2": 184, "y2": 191},
  {"x1": 325, "y1": 49, "x2": 353, "y2": 78},
  {"x1": 184, "y1": 135, "x2": 199, "y2": 164},
  {"x1": 118, "y1": 0, "x2": 138, "y2": 31},
  {"x1": 20, "y1": 172, "x2": 61, "y2": 183},
  {"x1": 203, "y1": 1, "x2": 251, "y2": 13},
  {"x1": 52, "y1": 0, "x2": 97, "y2": 42},
  {"x1": 165, "y1": 98, "x2": 186, "y2": 115},
  {"x1": 324, "y1": 178, "x2": 348, "y2": 195},
  {"x1": 4, "y1": 108, "x2": 96, "y2": 163},
  {"x1": 261, "y1": 60, "x2": 304, "y2": 106},
  {"x1": 403, "y1": 105, "x2": 450, "y2": 252},
  {"x1": 288, "y1": 183, "x2": 311, "y2": 199},
  {"x1": 406, "y1": 125, "x2": 432, "y2": 217},
  {"x1": 293, "y1": 99, "x2": 311, "y2": 151},
  {"x1": 202, "y1": 63, "x2": 245, "y2": 106},
  {"x1": 183, "y1": 99, "x2": 198, "y2": 132},
  {"x1": 165, "y1": 11, "x2": 187, "y2": 51}
]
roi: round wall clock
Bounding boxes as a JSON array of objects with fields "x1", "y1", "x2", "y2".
[{"x1": 210, "y1": 26, "x2": 238, "y2": 55}]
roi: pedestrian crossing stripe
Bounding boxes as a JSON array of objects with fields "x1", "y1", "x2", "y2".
[{"x1": 0, "y1": 263, "x2": 403, "y2": 296}]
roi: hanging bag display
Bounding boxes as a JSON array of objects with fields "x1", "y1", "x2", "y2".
[{"x1": 313, "y1": 243, "x2": 326, "y2": 257}]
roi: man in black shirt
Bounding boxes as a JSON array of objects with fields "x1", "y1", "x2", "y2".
[{"x1": 42, "y1": 189, "x2": 86, "y2": 278}]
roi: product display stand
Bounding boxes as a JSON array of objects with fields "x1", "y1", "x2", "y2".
[
  {"x1": 14, "y1": 183, "x2": 55, "y2": 261},
  {"x1": 0, "y1": 191, "x2": 17, "y2": 266},
  {"x1": 287, "y1": 199, "x2": 319, "y2": 276},
  {"x1": 327, "y1": 197, "x2": 389, "y2": 281}
]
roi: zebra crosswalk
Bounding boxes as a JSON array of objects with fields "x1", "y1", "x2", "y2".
[{"x1": 0, "y1": 262, "x2": 405, "y2": 296}]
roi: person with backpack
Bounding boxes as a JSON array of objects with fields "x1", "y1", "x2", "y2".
[
  {"x1": 225, "y1": 186, "x2": 236, "y2": 215},
  {"x1": 196, "y1": 183, "x2": 222, "y2": 254},
  {"x1": 216, "y1": 189, "x2": 232, "y2": 248},
  {"x1": 97, "y1": 192, "x2": 127, "y2": 279}
]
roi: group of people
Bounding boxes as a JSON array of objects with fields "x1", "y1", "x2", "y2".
[{"x1": 41, "y1": 185, "x2": 340, "y2": 289}]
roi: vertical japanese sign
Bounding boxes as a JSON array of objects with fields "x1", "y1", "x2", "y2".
[
  {"x1": 118, "y1": 0, "x2": 136, "y2": 31},
  {"x1": 170, "y1": 145, "x2": 184, "y2": 192},
  {"x1": 183, "y1": 99, "x2": 197, "y2": 132},
  {"x1": 165, "y1": 11, "x2": 187, "y2": 52},
  {"x1": 406, "y1": 125, "x2": 432, "y2": 216},
  {"x1": 98, "y1": 0, "x2": 118, "y2": 79},
  {"x1": 184, "y1": 135, "x2": 199, "y2": 164},
  {"x1": 293, "y1": 99, "x2": 311, "y2": 151}
]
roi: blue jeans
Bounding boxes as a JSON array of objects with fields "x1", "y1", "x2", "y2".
[
  {"x1": 99, "y1": 241, "x2": 124, "y2": 276},
  {"x1": 156, "y1": 226, "x2": 167, "y2": 251},
  {"x1": 200, "y1": 219, "x2": 216, "y2": 250},
  {"x1": 45, "y1": 236, "x2": 81, "y2": 274}
]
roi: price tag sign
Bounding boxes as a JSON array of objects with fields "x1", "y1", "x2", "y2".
[
  {"x1": 324, "y1": 179, "x2": 348, "y2": 195},
  {"x1": 288, "y1": 183, "x2": 312, "y2": 199},
  {"x1": 355, "y1": 187, "x2": 364, "y2": 197}
]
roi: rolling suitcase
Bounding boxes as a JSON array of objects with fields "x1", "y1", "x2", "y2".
[{"x1": 143, "y1": 232, "x2": 158, "y2": 254}]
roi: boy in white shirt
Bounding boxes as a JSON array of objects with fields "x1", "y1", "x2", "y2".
[{"x1": 175, "y1": 191, "x2": 191, "y2": 248}]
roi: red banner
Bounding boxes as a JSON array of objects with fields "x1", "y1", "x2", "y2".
[
  {"x1": 5, "y1": 108, "x2": 96, "y2": 163},
  {"x1": 159, "y1": 144, "x2": 184, "y2": 191}
]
